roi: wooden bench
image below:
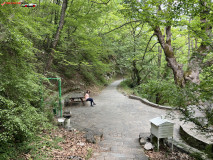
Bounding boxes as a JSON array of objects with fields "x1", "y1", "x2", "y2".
[{"x1": 64, "y1": 92, "x2": 86, "y2": 106}]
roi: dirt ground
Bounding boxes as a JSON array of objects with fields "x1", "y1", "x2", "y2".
[
  {"x1": 145, "y1": 146, "x2": 195, "y2": 160},
  {"x1": 50, "y1": 128, "x2": 100, "y2": 160},
  {"x1": 49, "y1": 128, "x2": 195, "y2": 160}
]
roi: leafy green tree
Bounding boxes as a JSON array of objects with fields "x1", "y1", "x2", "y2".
[
  {"x1": 115, "y1": 0, "x2": 213, "y2": 133},
  {"x1": 0, "y1": 0, "x2": 121, "y2": 158},
  {"x1": 0, "y1": 3, "x2": 53, "y2": 159},
  {"x1": 121, "y1": 0, "x2": 213, "y2": 87}
]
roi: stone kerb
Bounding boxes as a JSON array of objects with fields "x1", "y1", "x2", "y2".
[
  {"x1": 129, "y1": 95, "x2": 177, "y2": 110},
  {"x1": 130, "y1": 94, "x2": 211, "y2": 158}
]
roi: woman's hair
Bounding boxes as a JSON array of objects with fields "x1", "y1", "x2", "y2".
[{"x1": 86, "y1": 90, "x2": 90, "y2": 93}]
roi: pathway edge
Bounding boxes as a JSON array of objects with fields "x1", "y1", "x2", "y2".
[{"x1": 129, "y1": 95, "x2": 177, "y2": 110}]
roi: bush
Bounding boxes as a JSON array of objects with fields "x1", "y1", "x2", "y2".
[
  {"x1": 119, "y1": 79, "x2": 135, "y2": 95},
  {"x1": 120, "y1": 79, "x2": 133, "y2": 88},
  {"x1": 135, "y1": 79, "x2": 197, "y2": 107},
  {"x1": 0, "y1": 100, "x2": 51, "y2": 159}
]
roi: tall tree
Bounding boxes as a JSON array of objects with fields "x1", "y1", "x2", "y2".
[
  {"x1": 47, "y1": 0, "x2": 68, "y2": 70},
  {"x1": 121, "y1": 0, "x2": 213, "y2": 87},
  {"x1": 185, "y1": 0, "x2": 213, "y2": 84}
]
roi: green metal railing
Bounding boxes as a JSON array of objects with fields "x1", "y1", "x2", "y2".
[{"x1": 40, "y1": 78, "x2": 62, "y2": 117}]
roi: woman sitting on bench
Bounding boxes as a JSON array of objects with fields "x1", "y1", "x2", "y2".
[{"x1": 85, "y1": 90, "x2": 96, "y2": 107}]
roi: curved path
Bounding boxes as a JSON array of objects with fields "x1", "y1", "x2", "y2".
[{"x1": 68, "y1": 80, "x2": 168, "y2": 160}]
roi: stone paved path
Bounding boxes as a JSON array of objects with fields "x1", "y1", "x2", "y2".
[{"x1": 67, "y1": 80, "x2": 168, "y2": 160}]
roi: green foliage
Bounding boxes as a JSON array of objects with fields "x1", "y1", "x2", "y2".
[
  {"x1": 204, "y1": 145, "x2": 213, "y2": 159},
  {"x1": 199, "y1": 65, "x2": 213, "y2": 101},
  {"x1": 0, "y1": 3, "x2": 55, "y2": 159},
  {"x1": 190, "y1": 152, "x2": 205, "y2": 160},
  {"x1": 119, "y1": 79, "x2": 135, "y2": 95},
  {"x1": 120, "y1": 79, "x2": 134, "y2": 88},
  {"x1": 85, "y1": 148, "x2": 93, "y2": 160},
  {"x1": 0, "y1": 0, "x2": 212, "y2": 158},
  {"x1": 135, "y1": 79, "x2": 181, "y2": 106},
  {"x1": 0, "y1": 105, "x2": 51, "y2": 159},
  {"x1": 121, "y1": 78, "x2": 199, "y2": 108},
  {"x1": 0, "y1": 0, "x2": 122, "y2": 158},
  {"x1": 25, "y1": 135, "x2": 63, "y2": 160}
]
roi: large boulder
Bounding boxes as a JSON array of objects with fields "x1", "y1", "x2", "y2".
[{"x1": 83, "y1": 128, "x2": 103, "y2": 144}]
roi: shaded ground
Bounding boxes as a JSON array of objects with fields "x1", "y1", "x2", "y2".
[
  {"x1": 145, "y1": 149, "x2": 195, "y2": 160},
  {"x1": 66, "y1": 80, "x2": 169, "y2": 160},
  {"x1": 20, "y1": 128, "x2": 99, "y2": 160},
  {"x1": 50, "y1": 128, "x2": 99, "y2": 160},
  {"x1": 53, "y1": 79, "x2": 199, "y2": 160}
]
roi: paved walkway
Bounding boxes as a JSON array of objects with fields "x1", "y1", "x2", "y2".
[{"x1": 67, "y1": 80, "x2": 170, "y2": 160}]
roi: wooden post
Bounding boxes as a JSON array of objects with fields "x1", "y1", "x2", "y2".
[
  {"x1": 157, "y1": 138, "x2": 160, "y2": 151},
  {"x1": 172, "y1": 137, "x2": 173, "y2": 152}
]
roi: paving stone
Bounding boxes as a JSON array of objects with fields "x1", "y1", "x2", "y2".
[
  {"x1": 104, "y1": 157, "x2": 117, "y2": 160},
  {"x1": 68, "y1": 80, "x2": 166, "y2": 160},
  {"x1": 83, "y1": 128, "x2": 103, "y2": 144}
]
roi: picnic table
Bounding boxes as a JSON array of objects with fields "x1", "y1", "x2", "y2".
[{"x1": 64, "y1": 92, "x2": 85, "y2": 106}]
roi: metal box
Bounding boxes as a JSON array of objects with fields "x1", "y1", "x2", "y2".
[{"x1": 149, "y1": 117, "x2": 174, "y2": 151}]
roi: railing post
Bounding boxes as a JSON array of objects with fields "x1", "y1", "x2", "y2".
[
  {"x1": 40, "y1": 79, "x2": 44, "y2": 110},
  {"x1": 58, "y1": 79, "x2": 62, "y2": 117},
  {"x1": 40, "y1": 77, "x2": 62, "y2": 117}
]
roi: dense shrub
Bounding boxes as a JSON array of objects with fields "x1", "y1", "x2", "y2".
[
  {"x1": 136, "y1": 79, "x2": 179, "y2": 106},
  {"x1": 0, "y1": 102, "x2": 51, "y2": 159},
  {"x1": 120, "y1": 79, "x2": 134, "y2": 88},
  {"x1": 121, "y1": 79, "x2": 197, "y2": 107}
]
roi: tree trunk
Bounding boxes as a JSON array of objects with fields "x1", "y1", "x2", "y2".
[
  {"x1": 185, "y1": 1, "x2": 212, "y2": 84},
  {"x1": 55, "y1": 0, "x2": 60, "y2": 25},
  {"x1": 188, "y1": 19, "x2": 191, "y2": 63},
  {"x1": 156, "y1": 45, "x2": 162, "y2": 104},
  {"x1": 152, "y1": 1, "x2": 212, "y2": 87},
  {"x1": 191, "y1": 38, "x2": 194, "y2": 51},
  {"x1": 132, "y1": 60, "x2": 141, "y2": 86},
  {"x1": 131, "y1": 26, "x2": 141, "y2": 85},
  {"x1": 157, "y1": 45, "x2": 162, "y2": 77},
  {"x1": 154, "y1": 26, "x2": 185, "y2": 87},
  {"x1": 46, "y1": 0, "x2": 68, "y2": 70},
  {"x1": 195, "y1": 38, "x2": 198, "y2": 49}
]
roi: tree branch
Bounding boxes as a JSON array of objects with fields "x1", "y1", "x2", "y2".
[
  {"x1": 136, "y1": 24, "x2": 144, "y2": 37},
  {"x1": 103, "y1": 20, "x2": 141, "y2": 35},
  {"x1": 139, "y1": 56, "x2": 156, "y2": 73},
  {"x1": 86, "y1": 3, "x2": 94, "y2": 15},
  {"x1": 46, "y1": 0, "x2": 68, "y2": 70},
  {"x1": 189, "y1": 27, "x2": 213, "y2": 49},
  {"x1": 149, "y1": 42, "x2": 159, "y2": 51},
  {"x1": 71, "y1": 26, "x2": 78, "y2": 33},
  {"x1": 142, "y1": 34, "x2": 155, "y2": 62},
  {"x1": 140, "y1": 69, "x2": 152, "y2": 83},
  {"x1": 202, "y1": 59, "x2": 213, "y2": 67},
  {"x1": 90, "y1": 0, "x2": 110, "y2": 5}
]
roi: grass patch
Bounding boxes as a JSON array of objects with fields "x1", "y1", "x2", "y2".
[
  {"x1": 85, "y1": 148, "x2": 93, "y2": 160},
  {"x1": 15, "y1": 129, "x2": 64, "y2": 160},
  {"x1": 117, "y1": 79, "x2": 135, "y2": 96}
]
